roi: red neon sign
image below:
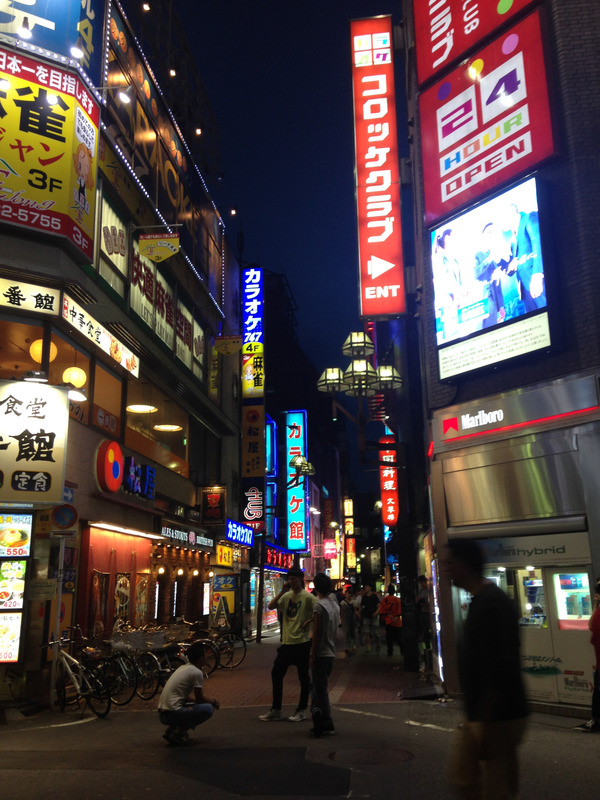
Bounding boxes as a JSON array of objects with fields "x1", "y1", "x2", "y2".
[
  {"x1": 419, "y1": 10, "x2": 555, "y2": 225},
  {"x1": 351, "y1": 16, "x2": 405, "y2": 318},
  {"x1": 379, "y1": 435, "x2": 399, "y2": 526},
  {"x1": 413, "y1": 0, "x2": 536, "y2": 86}
]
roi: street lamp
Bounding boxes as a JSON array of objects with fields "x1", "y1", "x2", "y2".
[{"x1": 317, "y1": 331, "x2": 402, "y2": 454}]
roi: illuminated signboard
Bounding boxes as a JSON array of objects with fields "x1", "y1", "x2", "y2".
[
  {"x1": 0, "y1": 611, "x2": 22, "y2": 663},
  {"x1": 0, "y1": 47, "x2": 100, "y2": 259},
  {"x1": 346, "y1": 537, "x2": 356, "y2": 569},
  {"x1": 323, "y1": 539, "x2": 338, "y2": 560},
  {"x1": 0, "y1": 279, "x2": 60, "y2": 316},
  {"x1": 432, "y1": 177, "x2": 550, "y2": 380},
  {"x1": 413, "y1": 0, "x2": 536, "y2": 86},
  {"x1": 265, "y1": 543, "x2": 294, "y2": 573},
  {"x1": 0, "y1": 0, "x2": 104, "y2": 85},
  {"x1": 0, "y1": 560, "x2": 26, "y2": 609},
  {"x1": 215, "y1": 543, "x2": 233, "y2": 568},
  {"x1": 160, "y1": 523, "x2": 214, "y2": 550},
  {"x1": 285, "y1": 410, "x2": 308, "y2": 551},
  {"x1": 226, "y1": 519, "x2": 255, "y2": 548},
  {"x1": 419, "y1": 10, "x2": 555, "y2": 226},
  {"x1": 200, "y1": 487, "x2": 227, "y2": 526},
  {"x1": 62, "y1": 294, "x2": 139, "y2": 377},
  {"x1": 351, "y1": 16, "x2": 405, "y2": 318},
  {"x1": 0, "y1": 381, "x2": 68, "y2": 504},
  {"x1": 242, "y1": 266, "x2": 265, "y2": 531},
  {"x1": 379, "y1": 436, "x2": 399, "y2": 526},
  {"x1": 96, "y1": 441, "x2": 156, "y2": 500},
  {"x1": 0, "y1": 516, "x2": 32, "y2": 559}
]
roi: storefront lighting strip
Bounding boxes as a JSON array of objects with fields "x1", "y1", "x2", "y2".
[{"x1": 89, "y1": 522, "x2": 164, "y2": 540}]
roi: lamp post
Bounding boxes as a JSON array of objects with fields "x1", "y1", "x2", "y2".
[{"x1": 317, "y1": 332, "x2": 402, "y2": 457}]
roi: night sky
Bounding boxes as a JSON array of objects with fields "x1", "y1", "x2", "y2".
[{"x1": 173, "y1": 1, "x2": 400, "y2": 372}]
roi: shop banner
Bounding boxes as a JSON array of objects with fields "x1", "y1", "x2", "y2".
[
  {"x1": 0, "y1": 278, "x2": 60, "y2": 316},
  {"x1": 351, "y1": 16, "x2": 405, "y2": 317},
  {"x1": 379, "y1": 436, "x2": 399, "y2": 526},
  {"x1": 0, "y1": 0, "x2": 104, "y2": 86},
  {"x1": 0, "y1": 381, "x2": 68, "y2": 504},
  {"x1": 413, "y1": 0, "x2": 536, "y2": 86},
  {"x1": 419, "y1": 10, "x2": 555, "y2": 226},
  {"x1": 0, "y1": 47, "x2": 100, "y2": 258},
  {"x1": 200, "y1": 487, "x2": 226, "y2": 526},
  {"x1": 139, "y1": 233, "x2": 180, "y2": 263}
]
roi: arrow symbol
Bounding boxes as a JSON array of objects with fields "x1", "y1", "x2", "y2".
[{"x1": 368, "y1": 255, "x2": 395, "y2": 280}]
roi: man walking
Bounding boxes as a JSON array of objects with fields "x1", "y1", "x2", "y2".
[
  {"x1": 309, "y1": 573, "x2": 339, "y2": 737},
  {"x1": 259, "y1": 566, "x2": 316, "y2": 722},
  {"x1": 378, "y1": 583, "x2": 403, "y2": 657},
  {"x1": 443, "y1": 538, "x2": 528, "y2": 800}
]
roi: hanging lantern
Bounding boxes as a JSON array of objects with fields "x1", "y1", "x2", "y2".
[
  {"x1": 30, "y1": 339, "x2": 57, "y2": 363},
  {"x1": 62, "y1": 366, "x2": 87, "y2": 388}
]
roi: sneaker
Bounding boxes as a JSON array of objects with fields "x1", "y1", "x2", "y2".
[
  {"x1": 288, "y1": 711, "x2": 307, "y2": 722},
  {"x1": 576, "y1": 719, "x2": 600, "y2": 732},
  {"x1": 259, "y1": 708, "x2": 282, "y2": 721},
  {"x1": 163, "y1": 728, "x2": 188, "y2": 746},
  {"x1": 321, "y1": 728, "x2": 336, "y2": 736}
]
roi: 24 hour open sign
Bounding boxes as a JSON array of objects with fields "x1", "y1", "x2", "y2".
[{"x1": 419, "y1": 10, "x2": 555, "y2": 225}]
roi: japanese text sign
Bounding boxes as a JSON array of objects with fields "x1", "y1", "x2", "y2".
[
  {"x1": 0, "y1": 0, "x2": 104, "y2": 86},
  {"x1": 0, "y1": 47, "x2": 99, "y2": 258},
  {"x1": 351, "y1": 16, "x2": 405, "y2": 318},
  {"x1": 419, "y1": 10, "x2": 555, "y2": 225},
  {"x1": 413, "y1": 0, "x2": 535, "y2": 86},
  {"x1": 0, "y1": 380, "x2": 68, "y2": 504},
  {"x1": 62, "y1": 294, "x2": 139, "y2": 377},
  {"x1": 242, "y1": 404, "x2": 266, "y2": 478},
  {"x1": 0, "y1": 278, "x2": 59, "y2": 315},
  {"x1": 242, "y1": 267, "x2": 264, "y2": 398},
  {"x1": 226, "y1": 519, "x2": 255, "y2": 548},
  {"x1": 265, "y1": 543, "x2": 294, "y2": 573},
  {"x1": 379, "y1": 436, "x2": 399, "y2": 526},
  {"x1": 285, "y1": 410, "x2": 308, "y2": 551}
]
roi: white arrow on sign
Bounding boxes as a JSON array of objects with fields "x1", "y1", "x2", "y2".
[{"x1": 367, "y1": 255, "x2": 395, "y2": 280}]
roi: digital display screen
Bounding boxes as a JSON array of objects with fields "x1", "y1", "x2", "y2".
[{"x1": 431, "y1": 177, "x2": 551, "y2": 379}]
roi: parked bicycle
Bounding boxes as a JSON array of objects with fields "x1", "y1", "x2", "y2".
[
  {"x1": 181, "y1": 618, "x2": 247, "y2": 669},
  {"x1": 49, "y1": 630, "x2": 111, "y2": 718}
]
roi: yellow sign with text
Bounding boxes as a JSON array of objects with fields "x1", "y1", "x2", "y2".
[{"x1": 0, "y1": 47, "x2": 99, "y2": 259}]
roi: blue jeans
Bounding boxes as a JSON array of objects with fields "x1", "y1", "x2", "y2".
[
  {"x1": 310, "y1": 657, "x2": 334, "y2": 733},
  {"x1": 159, "y1": 703, "x2": 213, "y2": 730}
]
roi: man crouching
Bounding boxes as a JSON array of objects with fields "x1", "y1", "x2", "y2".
[{"x1": 158, "y1": 641, "x2": 220, "y2": 746}]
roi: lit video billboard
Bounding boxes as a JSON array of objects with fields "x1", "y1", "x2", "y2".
[{"x1": 432, "y1": 177, "x2": 550, "y2": 380}]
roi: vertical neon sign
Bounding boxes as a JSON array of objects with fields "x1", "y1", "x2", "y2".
[
  {"x1": 285, "y1": 410, "x2": 308, "y2": 551},
  {"x1": 379, "y1": 435, "x2": 399, "y2": 526},
  {"x1": 351, "y1": 15, "x2": 405, "y2": 318}
]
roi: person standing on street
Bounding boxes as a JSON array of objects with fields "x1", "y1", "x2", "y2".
[
  {"x1": 443, "y1": 538, "x2": 528, "y2": 800},
  {"x1": 378, "y1": 583, "x2": 403, "y2": 657},
  {"x1": 360, "y1": 583, "x2": 380, "y2": 652},
  {"x1": 340, "y1": 588, "x2": 358, "y2": 655},
  {"x1": 579, "y1": 579, "x2": 600, "y2": 732},
  {"x1": 259, "y1": 566, "x2": 316, "y2": 722},
  {"x1": 309, "y1": 573, "x2": 339, "y2": 737},
  {"x1": 158, "y1": 641, "x2": 219, "y2": 746}
]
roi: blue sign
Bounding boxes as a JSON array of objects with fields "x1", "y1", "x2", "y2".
[
  {"x1": 285, "y1": 410, "x2": 308, "y2": 551},
  {"x1": 226, "y1": 519, "x2": 254, "y2": 547},
  {"x1": 0, "y1": 0, "x2": 104, "y2": 86}
]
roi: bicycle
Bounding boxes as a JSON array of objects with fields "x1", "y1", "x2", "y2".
[
  {"x1": 100, "y1": 647, "x2": 138, "y2": 706},
  {"x1": 49, "y1": 632, "x2": 111, "y2": 718},
  {"x1": 181, "y1": 618, "x2": 247, "y2": 669}
]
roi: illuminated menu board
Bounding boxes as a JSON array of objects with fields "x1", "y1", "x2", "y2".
[
  {"x1": 0, "y1": 612, "x2": 22, "y2": 663},
  {"x1": 0, "y1": 514, "x2": 32, "y2": 558},
  {"x1": 0, "y1": 561, "x2": 26, "y2": 611}
]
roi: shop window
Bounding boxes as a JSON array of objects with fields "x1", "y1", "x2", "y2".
[
  {"x1": 125, "y1": 381, "x2": 189, "y2": 477},
  {"x1": 553, "y1": 572, "x2": 591, "y2": 631},
  {"x1": 47, "y1": 333, "x2": 91, "y2": 425},
  {"x1": 513, "y1": 568, "x2": 548, "y2": 628},
  {"x1": 92, "y1": 362, "x2": 122, "y2": 437},
  {"x1": 0, "y1": 320, "x2": 44, "y2": 379}
]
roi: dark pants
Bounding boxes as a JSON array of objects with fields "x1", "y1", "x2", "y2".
[
  {"x1": 592, "y1": 669, "x2": 600, "y2": 721},
  {"x1": 159, "y1": 704, "x2": 213, "y2": 731},
  {"x1": 385, "y1": 624, "x2": 403, "y2": 655},
  {"x1": 271, "y1": 641, "x2": 311, "y2": 711},
  {"x1": 311, "y1": 656, "x2": 334, "y2": 733}
]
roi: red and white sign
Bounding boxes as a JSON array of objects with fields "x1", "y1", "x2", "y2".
[
  {"x1": 379, "y1": 436, "x2": 399, "y2": 526},
  {"x1": 413, "y1": 0, "x2": 536, "y2": 86},
  {"x1": 351, "y1": 16, "x2": 405, "y2": 318},
  {"x1": 419, "y1": 10, "x2": 555, "y2": 226},
  {"x1": 323, "y1": 539, "x2": 338, "y2": 560}
]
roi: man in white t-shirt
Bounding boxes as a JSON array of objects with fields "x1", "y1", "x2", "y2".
[
  {"x1": 309, "y1": 573, "x2": 339, "y2": 737},
  {"x1": 158, "y1": 641, "x2": 219, "y2": 746}
]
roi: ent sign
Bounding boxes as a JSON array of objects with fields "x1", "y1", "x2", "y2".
[{"x1": 351, "y1": 16, "x2": 405, "y2": 318}]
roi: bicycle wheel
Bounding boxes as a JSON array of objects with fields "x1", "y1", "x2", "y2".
[
  {"x1": 56, "y1": 661, "x2": 78, "y2": 708},
  {"x1": 201, "y1": 640, "x2": 219, "y2": 675},
  {"x1": 82, "y1": 667, "x2": 112, "y2": 718},
  {"x1": 102, "y1": 654, "x2": 137, "y2": 705},
  {"x1": 217, "y1": 632, "x2": 247, "y2": 668},
  {"x1": 167, "y1": 655, "x2": 186, "y2": 675},
  {"x1": 135, "y1": 651, "x2": 161, "y2": 700}
]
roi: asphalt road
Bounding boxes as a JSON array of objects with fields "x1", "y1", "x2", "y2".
[{"x1": 0, "y1": 635, "x2": 597, "y2": 799}]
